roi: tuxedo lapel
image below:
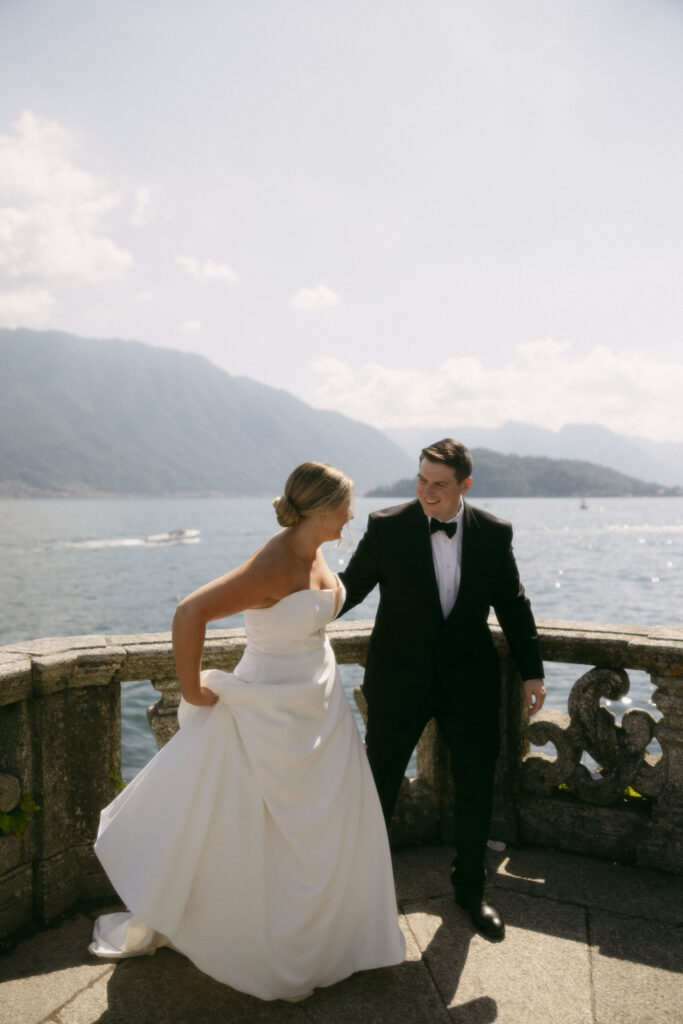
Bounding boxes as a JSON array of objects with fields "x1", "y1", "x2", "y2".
[
  {"x1": 402, "y1": 501, "x2": 443, "y2": 620},
  {"x1": 447, "y1": 501, "x2": 478, "y2": 621}
]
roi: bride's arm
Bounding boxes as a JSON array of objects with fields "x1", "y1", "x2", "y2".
[{"x1": 172, "y1": 555, "x2": 288, "y2": 705}]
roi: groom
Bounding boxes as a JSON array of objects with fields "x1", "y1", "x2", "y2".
[{"x1": 340, "y1": 438, "x2": 545, "y2": 940}]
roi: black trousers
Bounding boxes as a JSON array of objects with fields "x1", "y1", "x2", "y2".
[{"x1": 364, "y1": 701, "x2": 500, "y2": 902}]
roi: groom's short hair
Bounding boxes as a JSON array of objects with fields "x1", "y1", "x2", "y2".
[{"x1": 420, "y1": 439, "x2": 473, "y2": 482}]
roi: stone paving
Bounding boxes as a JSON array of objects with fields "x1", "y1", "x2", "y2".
[{"x1": 1, "y1": 845, "x2": 682, "y2": 1024}]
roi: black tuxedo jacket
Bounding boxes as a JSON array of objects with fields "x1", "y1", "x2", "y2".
[{"x1": 339, "y1": 499, "x2": 543, "y2": 724}]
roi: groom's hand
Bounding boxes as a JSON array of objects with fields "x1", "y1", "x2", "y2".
[{"x1": 524, "y1": 679, "x2": 546, "y2": 716}]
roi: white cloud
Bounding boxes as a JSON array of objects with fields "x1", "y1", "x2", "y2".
[
  {"x1": 135, "y1": 289, "x2": 153, "y2": 303},
  {"x1": 130, "y1": 186, "x2": 152, "y2": 227},
  {"x1": 0, "y1": 110, "x2": 133, "y2": 294},
  {"x1": 289, "y1": 284, "x2": 339, "y2": 312},
  {"x1": 177, "y1": 255, "x2": 238, "y2": 283},
  {"x1": 179, "y1": 319, "x2": 204, "y2": 333},
  {"x1": 0, "y1": 286, "x2": 55, "y2": 327},
  {"x1": 311, "y1": 341, "x2": 683, "y2": 443}
]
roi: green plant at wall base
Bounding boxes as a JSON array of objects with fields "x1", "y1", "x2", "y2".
[
  {"x1": 0, "y1": 794, "x2": 41, "y2": 837},
  {"x1": 109, "y1": 772, "x2": 126, "y2": 792}
]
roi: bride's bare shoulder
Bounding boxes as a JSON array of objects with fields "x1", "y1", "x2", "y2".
[
  {"x1": 248, "y1": 530, "x2": 289, "y2": 566},
  {"x1": 243, "y1": 532, "x2": 295, "y2": 591}
]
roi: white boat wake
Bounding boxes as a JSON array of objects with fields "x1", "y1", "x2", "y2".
[{"x1": 62, "y1": 529, "x2": 201, "y2": 550}]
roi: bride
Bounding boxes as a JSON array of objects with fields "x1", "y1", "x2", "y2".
[{"x1": 89, "y1": 462, "x2": 405, "y2": 1002}]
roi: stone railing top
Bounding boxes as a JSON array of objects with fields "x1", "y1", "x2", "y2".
[
  {"x1": 2, "y1": 618, "x2": 682, "y2": 655},
  {"x1": 527, "y1": 619, "x2": 683, "y2": 677},
  {"x1": 1, "y1": 618, "x2": 682, "y2": 708}
]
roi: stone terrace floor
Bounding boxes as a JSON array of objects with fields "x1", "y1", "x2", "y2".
[{"x1": 1, "y1": 845, "x2": 682, "y2": 1024}]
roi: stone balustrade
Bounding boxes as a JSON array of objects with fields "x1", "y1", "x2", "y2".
[{"x1": 1, "y1": 618, "x2": 681, "y2": 939}]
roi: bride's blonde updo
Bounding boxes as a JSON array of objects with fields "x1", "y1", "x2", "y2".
[{"x1": 272, "y1": 462, "x2": 353, "y2": 528}]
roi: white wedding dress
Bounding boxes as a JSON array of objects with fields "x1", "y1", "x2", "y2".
[{"x1": 89, "y1": 582, "x2": 405, "y2": 1001}]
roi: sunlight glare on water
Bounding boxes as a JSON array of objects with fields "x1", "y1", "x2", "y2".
[{"x1": 1, "y1": 495, "x2": 681, "y2": 780}]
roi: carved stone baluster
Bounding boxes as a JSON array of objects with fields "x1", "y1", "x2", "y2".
[
  {"x1": 523, "y1": 709, "x2": 579, "y2": 796},
  {"x1": 638, "y1": 671, "x2": 683, "y2": 871},
  {"x1": 522, "y1": 666, "x2": 660, "y2": 806},
  {"x1": 651, "y1": 671, "x2": 683, "y2": 817},
  {"x1": 569, "y1": 668, "x2": 658, "y2": 804},
  {"x1": 147, "y1": 675, "x2": 182, "y2": 748}
]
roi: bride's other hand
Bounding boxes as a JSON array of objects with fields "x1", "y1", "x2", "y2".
[{"x1": 185, "y1": 686, "x2": 218, "y2": 707}]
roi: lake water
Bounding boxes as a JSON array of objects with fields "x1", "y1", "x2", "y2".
[{"x1": 1, "y1": 495, "x2": 681, "y2": 780}]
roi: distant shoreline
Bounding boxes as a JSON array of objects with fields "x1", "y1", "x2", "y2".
[
  {"x1": 365, "y1": 448, "x2": 682, "y2": 500},
  {"x1": 1, "y1": 489, "x2": 682, "y2": 501}
]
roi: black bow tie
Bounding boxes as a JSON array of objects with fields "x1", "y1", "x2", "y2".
[{"x1": 430, "y1": 518, "x2": 457, "y2": 539}]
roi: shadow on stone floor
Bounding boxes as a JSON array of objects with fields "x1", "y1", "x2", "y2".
[
  {"x1": 0, "y1": 912, "x2": 104, "y2": 984},
  {"x1": 90, "y1": 949, "x2": 304, "y2": 1024},
  {"x1": 449, "y1": 996, "x2": 498, "y2": 1024},
  {"x1": 91, "y1": 938, "x2": 451, "y2": 1024},
  {"x1": 587, "y1": 911, "x2": 683, "y2": 974},
  {"x1": 399, "y1": 896, "x2": 480, "y2": 1017}
]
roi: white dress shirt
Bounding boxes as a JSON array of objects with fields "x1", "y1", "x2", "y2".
[{"x1": 429, "y1": 500, "x2": 465, "y2": 618}]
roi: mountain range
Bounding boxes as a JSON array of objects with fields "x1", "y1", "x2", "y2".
[
  {"x1": 385, "y1": 423, "x2": 682, "y2": 488},
  {"x1": 0, "y1": 329, "x2": 413, "y2": 497},
  {"x1": 1, "y1": 329, "x2": 679, "y2": 498}
]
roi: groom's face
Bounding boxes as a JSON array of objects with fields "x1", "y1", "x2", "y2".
[{"x1": 417, "y1": 458, "x2": 472, "y2": 522}]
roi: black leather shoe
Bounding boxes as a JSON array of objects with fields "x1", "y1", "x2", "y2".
[{"x1": 456, "y1": 897, "x2": 505, "y2": 941}]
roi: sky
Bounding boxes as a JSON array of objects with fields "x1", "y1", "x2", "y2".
[{"x1": 1, "y1": 0, "x2": 682, "y2": 442}]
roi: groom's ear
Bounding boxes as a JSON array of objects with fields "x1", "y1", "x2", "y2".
[{"x1": 461, "y1": 476, "x2": 473, "y2": 494}]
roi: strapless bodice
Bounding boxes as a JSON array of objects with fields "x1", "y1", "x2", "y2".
[{"x1": 243, "y1": 582, "x2": 344, "y2": 657}]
